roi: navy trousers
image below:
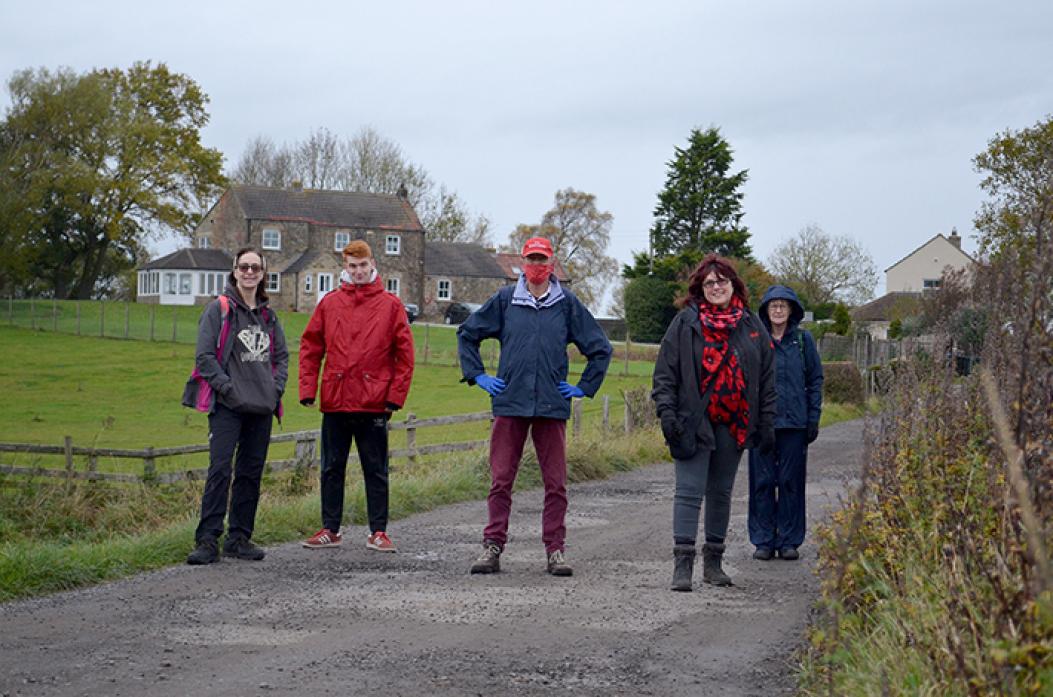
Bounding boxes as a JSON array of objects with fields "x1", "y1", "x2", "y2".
[{"x1": 747, "y1": 428, "x2": 808, "y2": 550}]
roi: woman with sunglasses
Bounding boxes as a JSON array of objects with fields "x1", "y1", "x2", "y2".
[
  {"x1": 185, "y1": 247, "x2": 289, "y2": 565},
  {"x1": 652, "y1": 254, "x2": 776, "y2": 591}
]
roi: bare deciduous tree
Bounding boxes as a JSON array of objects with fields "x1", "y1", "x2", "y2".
[
  {"x1": 767, "y1": 224, "x2": 878, "y2": 306},
  {"x1": 229, "y1": 126, "x2": 490, "y2": 245},
  {"x1": 507, "y1": 188, "x2": 619, "y2": 311}
]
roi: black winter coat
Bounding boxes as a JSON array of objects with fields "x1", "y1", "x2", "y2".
[{"x1": 651, "y1": 301, "x2": 776, "y2": 456}]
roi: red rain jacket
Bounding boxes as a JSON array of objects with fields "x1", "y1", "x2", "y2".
[{"x1": 299, "y1": 276, "x2": 415, "y2": 413}]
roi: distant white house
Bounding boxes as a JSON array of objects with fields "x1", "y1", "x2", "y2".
[
  {"x1": 137, "y1": 249, "x2": 232, "y2": 306},
  {"x1": 854, "y1": 229, "x2": 978, "y2": 340},
  {"x1": 884, "y1": 229, "x2": 975, "y2": 292}
]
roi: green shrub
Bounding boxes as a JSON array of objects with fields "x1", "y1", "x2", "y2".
[
  {"x1": 624, "y1": 275, "x2": 677, "y2": 343},
  {"x1": 823, "y1": 361, "x2": 864, "y2": 405}
]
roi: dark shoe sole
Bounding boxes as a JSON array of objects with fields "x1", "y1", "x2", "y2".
[
  {"x1": 186, "y1": 555, "x2": 218, "y2": 565},
  {"x1": 703, "y1": 577, "x2": 733, "y2": 586},
  {"x1": 223, "y1": 549, "x2": 265, "y2": 561},
  {"x1": 671, "y1": 583, "x2": 693, "y2": 592},
  {"x1": 778, "y1": 549, "x2": 800, "y2": 560},
  {"x1": 546, "y1": 568, "x2": 573, "y2": 577},
  {"x1": 470, "y1": 566, "x2": 500, "y2": 574}
]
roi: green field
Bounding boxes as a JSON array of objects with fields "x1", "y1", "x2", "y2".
[{"x1": 0, "y1": 324, "x2": 655, "y2": 475}]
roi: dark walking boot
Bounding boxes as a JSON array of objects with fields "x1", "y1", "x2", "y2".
[
  {"x1": 702, "y1": 542, "x2": 732, "y2": 586},
  {"x1": 671, "y1": 544, "x2": 696, "y2": 592},
  {"x1": 186, "y1": 537, "x2": 219, "y2": 565}
]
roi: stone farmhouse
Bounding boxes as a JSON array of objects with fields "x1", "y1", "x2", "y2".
[{"x1": 137, "y1": 184, "x2": 571, "y2": 320}]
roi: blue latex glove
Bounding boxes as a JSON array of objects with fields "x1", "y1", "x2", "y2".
[
  {"x1": 474, "y1": 374, "x2": 507, "y2": 397},
  {"x1": 557, "y1": 381, "x2": 585, "y2": 399}
]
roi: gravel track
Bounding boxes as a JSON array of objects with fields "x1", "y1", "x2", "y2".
[{"x1": 0, "y1": 419, "x2": 865, "y2": 697}]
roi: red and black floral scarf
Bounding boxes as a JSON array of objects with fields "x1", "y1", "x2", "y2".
[{"x1": 699, "y1": 295, "x2": 749, "y2": 448}]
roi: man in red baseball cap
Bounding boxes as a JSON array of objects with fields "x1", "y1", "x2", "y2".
[{"x1": 457, "y1": 236, "x2": 612, "y2": 577}]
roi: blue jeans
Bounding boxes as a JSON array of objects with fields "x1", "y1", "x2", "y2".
[
  {"x1": 748, "y1": 428, "x2": 808, "y2": 550},
  {"x1": 672, "y1": 424, "x2": 743, "y2": 546}
]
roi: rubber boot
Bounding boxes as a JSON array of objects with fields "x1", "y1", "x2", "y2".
[
  {"x1": 702, "y1": 542, "x2": 732, "y2": 586},
  {"x1": 671, "y1": 544, "x2": 696, "y2": 592}
]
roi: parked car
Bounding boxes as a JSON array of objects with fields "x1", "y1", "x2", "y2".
[
  {"x1": 403, "y1": 303, "x2": 419, "y2": 323},
  {"x1": 444, "y1": 302, "x2": 482, "y2": 325}
]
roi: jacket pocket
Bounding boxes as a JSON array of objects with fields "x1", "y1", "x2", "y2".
[
  {"x1": 362, "y1": 372, "x2": 392, "y2": 409},
  {"x1": 320, "y1": 371, "x2": 344, "y2": 411}
]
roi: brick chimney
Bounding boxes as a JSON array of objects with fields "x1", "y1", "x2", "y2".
[{"x1": 948, "y1": 227, "x2": 961, "y2": 249}]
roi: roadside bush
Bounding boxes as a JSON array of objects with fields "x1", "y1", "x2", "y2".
[
  {"x1": 624, "y1": 275, "x2": 677, "y2": 343},
  {"x1": 822, "y1": 361, "x2": 864, "y2": 405}
]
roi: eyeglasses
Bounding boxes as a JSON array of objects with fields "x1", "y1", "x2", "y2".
[
  {"x1": 236, "y1": 263, "x2": 262, "y2": 273},
  {"x1": 768, "y1": 301, "x2": 791, "y2": 311},
  {"x1": 702, "y1": 278, "x2": 731, "y2": 291}
]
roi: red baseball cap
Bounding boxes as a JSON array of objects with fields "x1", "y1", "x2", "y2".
[{"x1": 521, "y1": 237, "x2": 554, "y2": 258}]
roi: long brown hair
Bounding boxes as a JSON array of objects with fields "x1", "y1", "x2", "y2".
[
  {"x1": 228, "y1": 247, "x2": 269, "y2": 303},
  {"x1": 683, "y1": 253, "x2": 749, "y2": 307}
]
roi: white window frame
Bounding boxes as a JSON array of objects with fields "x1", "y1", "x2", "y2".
[
  {"x1": 304, "y1": 274, "x2": 313, "y2": 293},
  {"x1": 178, "y1": 273, "x2": 193, "y2": 295},
  {"x1": 437, "y1": 278, "x2": 451, "y2": 301},
  {"x1": 923, "y1": 278, "x2": 941, "y2": 289},
  {"x1": 385, "y1": 276, "x2": 400, "y2": 297},
  {"x1": 196, "y1": 236, "x2": 210, "y2": 249},
  {"x1": 385, "y1": 234, "x2": 401, "y2": 255},
  {"x1": 163, "y1": 273, "x2": 176, "y2": 294},
  {"x1": 266, "y1": 272, "x2": 280, "y2": 293},
  {"x1": 318, "y1": 273, "x2": 333, "y2": 295},
  {"x1": 262, "y1": 228, "x2": 281, "y2": 250},
  {"x1": 334, "y1": 231, "x2": 350, "y2": 252}
]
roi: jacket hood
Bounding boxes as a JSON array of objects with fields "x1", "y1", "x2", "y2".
[
  {"x1": 758, "y1": 285, "x2": 804, "y2": 331},
  {"x1": 338, "y1": 274, "x2": 384, "y2": 297}
]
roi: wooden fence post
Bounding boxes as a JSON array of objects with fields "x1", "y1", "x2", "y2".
[
  {"x1": 423, "y1": 324, "x2": 430, "y2": 365},
  {"x1": 572, "y1": 399, "x2": 583, "y2": 438},
  {"x1": 294, "y1": 434, "x2": 316, "y2": 470},
  {"x1": 142, "y1": 446, "x2": 156, "y2": 483},
  {"x1": 624, "y1": 401, "x2": 633, "y2": 433},
  {"x1": 488, "y1": 342, "x2": 497, "y2": 371},
  {"x1": 623, "y1": 331, "x2": 631, "y2": 376},
  {"x1": 405, "y1": 413, "x2": 417, "y2": 465},
  {"x1": 64, "y1": 436, "x2": 74, "y2": 480},
  {"x1": 602, "y1": 395, "x2": 610, "y2": 431}
]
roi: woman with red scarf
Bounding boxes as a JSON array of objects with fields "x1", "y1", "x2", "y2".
[{"x1": 652, "y1": 254, "x2": 776, "y2": 591}]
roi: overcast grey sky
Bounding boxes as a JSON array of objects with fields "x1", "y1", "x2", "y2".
[{"x1": 3, "y1": 1, "x2": 1051, "y2": 297}]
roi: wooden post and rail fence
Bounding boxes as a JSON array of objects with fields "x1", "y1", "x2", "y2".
[{"x1": 0, "y1": 395, "x2": 644, "y2": 485}]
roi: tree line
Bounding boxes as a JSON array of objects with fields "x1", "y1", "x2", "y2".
[{"x1": 1, "y1": 61, "x2": 880, "y2": 323}]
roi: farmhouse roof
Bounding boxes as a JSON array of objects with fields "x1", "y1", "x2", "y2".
[
  {"x1": 425, "y1": 242, "x2": 506, "y2": 278},
  {"x1": 851, "y1": 291, "x2": 923, "y2": 322},
  {"x1": 142, "y1": 248, "x2": 232, "y2": 271},
  {"x1": 229, "y1": 185, "x2": 424, "y2": 231}
]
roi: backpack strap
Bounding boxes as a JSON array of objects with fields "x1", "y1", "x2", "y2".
[{"x1": 216, "y1": 295, "x2": 232, "y2": 359}]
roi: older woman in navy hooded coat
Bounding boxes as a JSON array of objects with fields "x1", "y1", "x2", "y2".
[{"x1": 748, "y1": 285, "x2": 823, "y2": 561}]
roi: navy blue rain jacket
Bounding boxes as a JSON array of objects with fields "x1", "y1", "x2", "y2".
[
  {"x1": 457, "y1": 281, "x2": 612, "y2": 420},
  {"x1": 758, "y1": 285, "x2": 824, "y2": 429}
]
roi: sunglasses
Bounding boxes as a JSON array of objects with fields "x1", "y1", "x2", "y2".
[{"x1": 236, "y1": 263, "x2": 262, "y2": 273}]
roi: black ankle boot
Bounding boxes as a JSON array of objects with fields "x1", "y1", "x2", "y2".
[
  {"x1": 702, "y1": 542, "x2": 732, "y2": 586},
  {"x1": 671, "y1": 544, "x2": 696, "y2": 592}
]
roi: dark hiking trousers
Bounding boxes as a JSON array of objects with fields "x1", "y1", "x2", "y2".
[
  {"x1": 748, "y1": 427, "x2": 808, "y2": 549},
  {"x1": 672, "y1": 424, "x2": 743, "y2": 546},
  {"x1": 195, "y1": 404, "x2": 273, "y2": 543},
  {"x1": 320, "y1": 412, "x2": 390, "y2": 534}
]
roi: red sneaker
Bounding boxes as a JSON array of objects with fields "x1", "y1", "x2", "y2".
[
  {"x1": 366, "y1": 531, "x2": 397, "y2": 553},
  {"x1": 302, "y1": 528, "x2": 342, "y2": 549}
]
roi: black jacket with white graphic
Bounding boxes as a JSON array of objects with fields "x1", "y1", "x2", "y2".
[{"x1": 194, "y1": 285, "x2": 289, "y2": 415}]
